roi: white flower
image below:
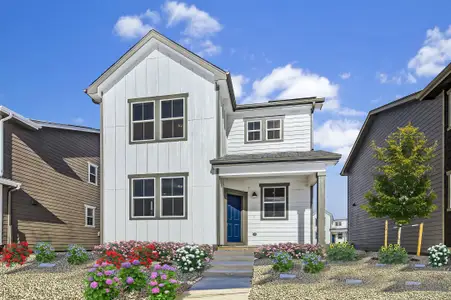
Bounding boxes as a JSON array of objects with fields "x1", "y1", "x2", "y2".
[{"x1": 189, "y1": 267, "x2": 194, "y2": 272}]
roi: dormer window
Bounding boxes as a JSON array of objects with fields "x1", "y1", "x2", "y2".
[
  {"x1": 247, "y1": 121, "x2": 262, "y2": 142},
  {"x1": 245, "y1": 117, "x2": 284, "y2": 143}
]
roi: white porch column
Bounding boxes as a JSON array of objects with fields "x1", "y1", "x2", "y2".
[
  {"x1": 0, "y1": 184, "x2": 2, "y2": 244},
  {"x1": 317, "y1": 172, "x2": 326, "y2": 246}
]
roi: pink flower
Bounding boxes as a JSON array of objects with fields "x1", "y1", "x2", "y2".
[
  {"x1": 152, "y1": 287, "x2": 160, "y2": 294},
  {"x1": 90, "y1": 281, "x2": 98, "y2": 289},
  {"x1": 150, "y1": 281, "x2": 158, "y2": 286},
  {"x1": 105, "y1": 279, "x2": 113, "y2": 285}
]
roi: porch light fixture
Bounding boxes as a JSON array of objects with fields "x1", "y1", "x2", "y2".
[{"x1": 252, "y1": 192, "x2": 257, "y2": 198}]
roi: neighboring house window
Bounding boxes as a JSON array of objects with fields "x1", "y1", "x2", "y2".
[
  {"x1": 161, "y1": 99, "x2": 185, "y2": 139},
  {"x1": 161, "y1": 177, "x2": 185, "y2": 217},
  {"x1": 260, "y1": 184, "x2": 289, "y2": 220},
  {"x1": 132, "y1": 101, "x2": 155, "y2": 142},
  {"x1": 335, "y1": 221, "x2": 342, "y2": 226},
  {"x1": 266, "y1": 119, "x2": 282, "y2": 140},
  {"x1": 85, "y1": 205, "x2": 95, "y2": 227},
  {"x1": 132, "y1": 178, "x2": 155, "y2": 218},
  {"x1": 129, "y1": 93, "x2": 187, "y2": 144},
  {"x1": 338, "y1": 233, "x2": 343, "y2": 239},
  {"x1": 129, "y1": 173, "x2": 188, "y2": 220},
  {"x1": 88, "y1": 163, "x2": 98, "y2": 185},
  {"x1": 247, "y1": 120, "x2": 261, "y2": 142}
]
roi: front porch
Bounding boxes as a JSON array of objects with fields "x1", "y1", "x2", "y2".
[{"x1": 211, "y1": 151, "x2": 340, "y2": 247}]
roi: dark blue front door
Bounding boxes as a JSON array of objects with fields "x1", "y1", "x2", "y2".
[{"x1": 227, "y1": 194, "x2": 242, "y2": 243}]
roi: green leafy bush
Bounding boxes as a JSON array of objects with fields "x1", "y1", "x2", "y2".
[
  {"x1": 302, "y1": 253, "x2": 325, "y2": 273},
  {"x1": 34, "y1": 242, "x2": 56, "y2": 263},
  {"x1": 148, "y1": 264, "x2": 180, "y2": 300},
  {"x1": 428, "y1": 243, "x2": 450, "y2": 267},
  {"x1": 378, "y1": 244, "x2": 408, "y2": 264},
  {"x1": 326, "y1": 242, "x2": 357, "y2": 262},
  {"x1": 85, "y1": 262, "x2": 120, "y2": 300},
  {"x1": 118, "y1": 260, "x2": 148, "y2": 293},
  {"x1": 272, "y1": 252, "x2": 293, "y2": 272},
  {"x1": 66, "y1": 244, "x2": 89, "y2": 265},
  {"x1": 174, "y1": 245, "x2": 207, "y2": 273}
]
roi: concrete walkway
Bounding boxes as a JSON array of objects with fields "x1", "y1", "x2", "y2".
[{"x1": 179, "y1": 247, "x2": 254, "y2": 299}]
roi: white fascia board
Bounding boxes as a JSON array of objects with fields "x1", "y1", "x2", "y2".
[
  {"x1": 0, "y1": 106, "x2": 41, "y2": 130},
  {"x1": 217, "y1": 161, "x2": 327, "y2": 178},
  {"x1": 0, "y1": 177, "x2": 21, "y2": 188}
]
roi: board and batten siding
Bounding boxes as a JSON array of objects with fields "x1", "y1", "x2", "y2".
[
  {"x1": 226, "y1": 110, "x2": 311, "y2": 154},
  {"x1": 347, "y1": 96, "x2": 443, "y2": 253},
  {"x1": 223, "y1": 176, "x2": 310, "y2": 245},
  {"x1": 2, "y1": 123, "x2": 100, "y2": 250},
  {"x1": 102, "y1": 48, "x2": 217, "y2": 244}
]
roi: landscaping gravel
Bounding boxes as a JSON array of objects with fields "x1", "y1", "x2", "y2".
[
  {"x1": 250, "y1": 256, "x2": 451, "y2": 300},
  {"x1": 0, "y1": 253, "x2": 206, "y2": 300}
]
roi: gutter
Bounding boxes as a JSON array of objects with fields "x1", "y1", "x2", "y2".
[{"x1": 6, "y1": 183, "x2": 21, "y2": 244}]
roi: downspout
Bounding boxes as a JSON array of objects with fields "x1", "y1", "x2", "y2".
[
  {"x1": 0, "y1": 112, "x2": 13, "y2": 177},
  {"x1": 215, "y1": 81, "x2": 221, "y2": 246},
  {"x1": 7, "y1": 184, "x2": 21, "y2": 244}
]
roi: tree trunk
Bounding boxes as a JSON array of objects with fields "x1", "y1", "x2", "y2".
[{"x1": 397, "y1": 225, "x2": 402, "y2": 245}]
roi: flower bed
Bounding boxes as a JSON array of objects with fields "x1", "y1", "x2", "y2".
[
  {"x1": 255, "y1": 243, "x2": 323, "y2": 259},
  {"x1": 94, "y1": 241, "x2": 214, "y2": 264}
]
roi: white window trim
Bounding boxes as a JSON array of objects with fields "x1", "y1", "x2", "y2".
[
  {"x1": 88, "y1": 162, "x2": 99, "y2": 186},
  {"x1": 246, "y1": 120, "x2": 262, "y2": 142},
  {"x1": 160, "y1": 176, "x2": 186, "y2": 218},
  {"x1": 131, "y1": 178, "x2": 156, "y2": 218},
  {"x1": 160, "y1": 98, "x2": 186, "y2": 141},
  {"x1": 131, "y1": 100, "x2": 156, "y2": 142},
  {"x1": 265, "y1": 118, "x2": 282, "y2": 141},
  {"x1": 262, "y1": 186, "x2": 287, "y2": 220},
  {"x1": 85, "y1": 205, "x2": 96, "y2": 228}
]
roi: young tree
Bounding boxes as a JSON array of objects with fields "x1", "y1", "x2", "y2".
[{"x1": 363, "y1": 123, "x2": 437, "y2": 245}]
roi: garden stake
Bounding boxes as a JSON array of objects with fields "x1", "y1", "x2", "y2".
[
  {"x1": 384, "y1": 220, "x2": 388, "y2": 247},
  {"x1": 417, "y1": 223, "x2": 424, "y2": 256},
  {"x1": 397, "y1": 225, "x2": 402, "y2": 246}
]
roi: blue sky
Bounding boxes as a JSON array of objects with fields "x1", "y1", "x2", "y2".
[{"x1": 1, "y1": 1, "x2": 451, "y2": 219}]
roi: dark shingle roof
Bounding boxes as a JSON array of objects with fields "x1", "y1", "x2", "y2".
[{"x1": 210, "y1": 150, "x2": 341, "y2": 165}]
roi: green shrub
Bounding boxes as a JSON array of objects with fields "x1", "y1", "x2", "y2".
[
  {"x1": 66, "y1": 244, "x2": 89, "y2": 265},
  {"x1": 326, "y1": 242, "x2": 357, "y2": 261},
  {"x1": 378, "y1": 244, "x2": 408, "y2": 264},
  {"x1": 428, "y1": 243, "x2": 450, "y2": 267},
  {"x1": 34, "y1": 242, "x2": 56, "y2": 263},
  {"x1": 302, "y1": 253, "x2": 325, "y2": 273},
  {"x1": 272, "y1": 252, "x2": 293, "y2": 272}
]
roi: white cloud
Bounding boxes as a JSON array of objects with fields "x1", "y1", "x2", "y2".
[
  {"x1": 114, "y1": 10, "x2": 160, "y2": 39},
  {"x1": 197, "y1": 40, "x2": 221, "y2": 57},
  {"x1": 376, "y1": 70, "x2": 417, "y2": 85},
  {"x1": 231, "y1": 75, "x2": 249, "y2": 99},
  {"x1": 164, "y1": 1, "x2": 222, "y2": 38},
  {"x1": 314, "y1": 119, "x2": 362, "y2": 161},
  {"x1": 337, "y1": 107, "x2": 366, "y2": 117},
  {"x1": 339, "y1": 72, "x2": 351, "y2": 80},
  {"x1": 408, "y1": 25, "x2": 451, "y2": 77},
  {"x1": 242, "y1": 64, "x2": 364, "y2": 116},
  {"x1": 73, "y1": 117, "x2": 85, "y2": 125}
]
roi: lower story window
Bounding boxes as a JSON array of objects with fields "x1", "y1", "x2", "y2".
[
  {"x1": 260, "y1": 184, "x2": 289, "y2": 220},
  {"x1": 130, "y1": 173, "x2": 187, "y2": 219},
  {"x1": 132, "y1": 178, "x2": 155, "y2": 217},
  {"x1": 338, "y1": 233, "x2": 343, "y2": 239},
  {"x1": 85, "y1": 205, "x2": 95, "y2": 227}
]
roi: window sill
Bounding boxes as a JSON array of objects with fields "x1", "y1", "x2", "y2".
[
  {"x1": 446, "y1": 208, "x2": 451, "y2": 212},
  {"x1": 130, "y1": 137, "x2": 187, "y2": 144},
  {"x1": 85, "y1": 225, "x2": 96, "y2": 228},
  {"x1": 130, "y1": 217, "x2": 188, "y2": 220},
  {"x1": 88, "y1": 182, "x2": 98, "y2": 186}
]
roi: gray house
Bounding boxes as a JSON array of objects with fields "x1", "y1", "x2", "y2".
[{"x1": 341, "y1": 63, "x2": 451, "y2": 253}]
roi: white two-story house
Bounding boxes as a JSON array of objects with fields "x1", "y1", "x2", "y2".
[{"x1": 85, "y1": 30, "x2": 340, "y2": 246}]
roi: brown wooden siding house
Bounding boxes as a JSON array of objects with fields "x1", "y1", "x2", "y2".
[
  {"x1": 0, "y1": 106, "x2": 100, "y2": 250},
  {"x1": 341, "y1": 63, "x2": 451, "y2": 253}
]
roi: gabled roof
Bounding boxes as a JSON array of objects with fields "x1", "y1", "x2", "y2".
[
  {"x1": 210, "y1": 150, "x2": 341, "y2": 166},
  {"x1": 418, "y1": 63, "x2": 451, "y2": 100},
  {"x1": 340, "y1": 91, "x2": 420, "y2": 175},
  {"x1": 32, "y1": 120, "x2": 99, "y2": 134},
  {"x1": 85, "y1": 29, "x2": 232, "y2": 104},
  {"x1": 235, "y1": 97, "x2": 325, "y2": 111},
  {"x1": 0, "y1": 106, "x2": 41, "y2": 130}
]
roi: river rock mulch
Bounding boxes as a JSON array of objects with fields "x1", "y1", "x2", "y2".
[
  {"x1": 250, "y1": 256, "x2": 451, "y2": 300},
  {"x1": 0, "y1": 253, "x2": 206, "y2": 300}
]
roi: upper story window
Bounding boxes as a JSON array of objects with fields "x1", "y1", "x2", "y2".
[
  {"x1": 335, "y1": 221, "x2": 342, "y2": 226},
  {"x1": 161, "y1": 99, "x2": 184, "y2": 139},
  {"x1": 245, "y1": 117, "x2": 283, "y2": 143},
  {"x1": 132, "y1": 101, "x2": 155, "y2": 142},
  {"x1": 247, "y1": 121, "x2": 262, "y2": 142},
  {"x1": 88, "y1": 162, "x2": 98, "y2": 185},
  {"x1": 129, "y1": 94, "x2": 187, "y2": 144},
  {"x1": 266, "y1": 119, "x2": 282, "y2": 140}
]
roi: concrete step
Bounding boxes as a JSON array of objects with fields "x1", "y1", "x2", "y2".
[
  {"x1": 213, "y1": 255, "x2": 255, "y2": 262},
  {"x1": 214, "y1": 250, "x2": 255, "y2": 258},
  {"x1": 203, "y1": 268, "x2": 253, "y2": 277},
  {"x1": 218, "y1": 246, "x2": 257, "y2": 252},
  {"x1": 179, "y1": 288, "x2": 250, "y2": 299},
  {"x1": 210, "y1": 260, "x2": 254, "y2": 269},
  {"x1": 190, "y1": 277, "x2": 252, "y2": 290}
]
